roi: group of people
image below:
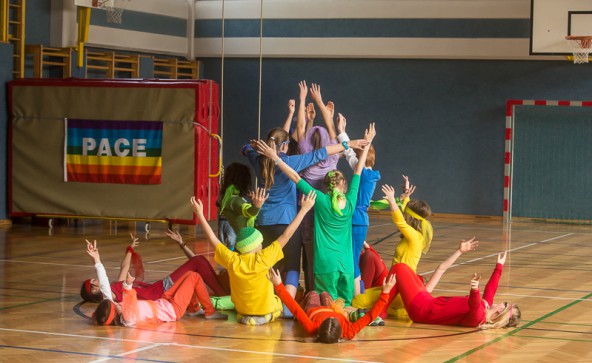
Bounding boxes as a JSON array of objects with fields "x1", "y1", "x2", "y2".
[{"x1": 81, "y1": 81, "x2": 521, "y2": 343}]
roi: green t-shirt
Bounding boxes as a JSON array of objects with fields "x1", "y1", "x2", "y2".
[{"x1": 296, "y1": 174, "x2": 361, "y2": 275}]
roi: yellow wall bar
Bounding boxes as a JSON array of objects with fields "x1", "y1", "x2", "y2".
[
  {"x1": 76, "y1": 6, "x2": 90, "y2": 68},
  {"x1": 0, "y1": 0, "x2": 7, "y2": 42}
]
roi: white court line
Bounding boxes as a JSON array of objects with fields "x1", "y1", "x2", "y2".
[
  {"x1": 419, "y1": 233, "x2": 574, "y2": 276},
  {"x1": 89, "y1": 343, "x2": 164, "y2": 363},
  {"x1": 0, "y1": 328, "x2": 379, "y2": 363},
  {"x1": 147, "y1": 251, "x2": 214, "y2": 264}
]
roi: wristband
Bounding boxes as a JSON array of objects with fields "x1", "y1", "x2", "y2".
[
  {"x1": 274, "y1": 158, "x2": 282, "y2": 165},
  {"x1": 126, "y1": 246, "x2": 134, "y2": 253},
  {"x1": 342, "y1": 141, "x2": 349, "y2": 150}
]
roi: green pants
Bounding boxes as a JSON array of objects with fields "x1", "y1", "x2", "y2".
[{"x1": 315, "y1": 271, "x2": 354, "y2": 306}]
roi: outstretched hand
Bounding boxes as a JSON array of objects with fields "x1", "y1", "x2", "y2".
[
  {"x1": 381, "y1": 184, "x2": 397, "y2": 205},
  {"x1": 250, "y1": 187, "x2": 269, "y2": 209},
  {"x1": 347, "y1": 139, "x2": 369, "y2": 150},
  {"x1": 298, "y1": 80, "x2": 308, "y2": 100},
  {"x1": 382, "y1": 274, "x2": 397, "y2": 293},
  {"x1": 336, "y1": 112, "x2": 346, "y2": 134},
  {"x1": 129, "y1": 233, "x2": 140, "y2": 249},
  {"x1": 267, "y1": 268, "x2": 283, "y2": 286},
  {"x1": 190, "y1": 196, "x2": 204, "y2": 217},
  {"x1": 255, "y1": 140, "x2": 278, "y2": 160},
  {"x1": 300, "y1": 191, "x2": 317, "y2": 212},
  {"x1": 86, "y1": 239, "x2": 100, "y2": 264},
  {"x1": 165, "y1": 229, "x2": 184, "y2": 246},
  {"x1": 458, "y1": 237, "x2": 479, "y2": 253},
  {"x1": 288, "y1": 99, "x2": 295, "y2": 114},
  {"x1": 306, "y1": 102, "x2": 316, "y2": 122},
  {"x1": 497, "y1": 251, "x2": 507, "y2": 265},
  {"x1": 470, "y1": 273, "x2": 481, "y2": 290},
  {"x1": 310, "y1": 83, "x2": 323, "y2": 103},
  {"x1": 364, "y1": 122, "x2": 376, "y2": 143}
]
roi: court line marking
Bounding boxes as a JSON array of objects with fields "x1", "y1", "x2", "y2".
[
  {"x1": 444, "y1": 290, "x2": 592, "y2": 362},
  {"x1": 0, "y1": 328, "x2": 379, "y2": 363},
  {"x1": 89, "y1": 343, "x2": 165, "y2": 363},
  {"x1": 0, "y1": 344, "x2": 172, "y2": 363}
]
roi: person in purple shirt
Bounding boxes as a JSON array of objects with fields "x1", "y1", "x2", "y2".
[{"x1": 242, "y1": 123, "x2": 367, "y2": 308}]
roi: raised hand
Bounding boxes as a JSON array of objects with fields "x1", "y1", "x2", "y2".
[
  {"x1": 267, "y1": 268, "x2": 283, "y2": 286},
  {"x1": 382, "y1": 274, "x2": 397, "y2": 293},
  {"x1": 300, "y1": 191, "x2": 317, "y2": 212},
  {"x1": 288, "y1": 99, "x2": 295, "y2": 114},
  {"x1": 347, "y1": 139, "x2": 369, "y2": 150},
  {"x1": 190, "y1": 196, "x2": 204, "y2": 217},
  {"x1": 326, "y1": 101, "x2": 335, "y2": 119},
  {"x1": 298, "y1": 80, "x2": 308, "y2": 100},
  {"x1": 470, "y1": 273, "x2": 481, "y2": 290},
  {"x1": 165, "y1": 229, "x2": 184, "y2": 246},
  {"x1": 86, "y1": 239, "x2": 100, "y2": 264},
  {"x1": 306, "y1": 102, "x2": 316, "y2": 122},
  {"x1": 458, "y1": 237, "x2": 479, "y2": 253},
  {"x1": 129, "y1": 233, "x2": 140, "y2": 249},
  {"x1": 255, "y1": 139, "x2": 278, "y2": 160},
  {"x1": 310, "y1": 83, "x2": 323, "y2": 104},
  {"x1": 399, "y1": 185, "x2": 416, "y2": 201},
  {"x1": 250, "y1": 187, "x2": 269, "y2": 209},
  {"x1": 364, "y1": 122, "x2": 376, "y2": 143},
  {"x1": 336, "y1": 112, "x2": 347, "y2": 134},
  {"x1": 381, "y1": 184, "x2": 397, "y2": 205},
  {"x1": 497, "y1": 251, "x2": 507, "y2": 265}
]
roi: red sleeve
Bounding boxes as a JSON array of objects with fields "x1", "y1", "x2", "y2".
[
  {"x1": 460, "y1": 288, "x2": 486, "y2": 327},
  {"x1": 343, "y1": 292, "x2": 389, "y2": 339},
  {"x1": 274, "y1": 283, "x2": 319, "y2": 335},
  {"x1": 121, "y1": 288, "x2": 139, "y2": 326},
  {"x1": 482, "y1": 263, "x2": 503, "y2": 306}
]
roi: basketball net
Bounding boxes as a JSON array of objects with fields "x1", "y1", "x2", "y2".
[
  {"x1": 565, "y1": 36, "x2": 592, "y2": 64},
  {"x1": 94, "y1": 0, "x2": 130, "y2": 24}
]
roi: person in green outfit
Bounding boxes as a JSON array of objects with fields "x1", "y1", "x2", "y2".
[{"x1": 256, "y1": 122, "x2": 376, "y2": 305}]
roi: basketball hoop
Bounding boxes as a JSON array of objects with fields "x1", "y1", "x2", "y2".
[
  {"x1": 92, "y1": 0, "x2": 130, "y2": 24},
  {"x1": 565, "y1": 36, "x2": 592, "y2": 64}
]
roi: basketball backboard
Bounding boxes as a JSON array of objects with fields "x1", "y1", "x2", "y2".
[{"x1": 531, "y1": 0, "x2": 592, "y2": 55}]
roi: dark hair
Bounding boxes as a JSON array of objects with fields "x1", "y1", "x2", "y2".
[
  {"x1": 91, "y1": 299, "x2": 123, "y2": 326},
  {"x1": 318, "y1": 317, "x2": 342, "y2": 344},
  {"x1": 311, "y1": 129, "x2": 322, "y2": 150},
  {"x1": 403, "y1": 200, "x2": 432, "y2": 233},
  {"x1": 80, "y1": 280, "x2": 102, "y2": 303},
  {"x1": 217, "y1": 162, "x2": 253, "y2": 207}
]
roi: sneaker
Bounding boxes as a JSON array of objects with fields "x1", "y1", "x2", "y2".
[
  {"x1": 239, "y1": 313, "x2": 272, "y2": 326},
  {"x1": 349, "y1": 308, "x2": 367, "y2": 322},
  {"x1": 186, "y1": 308, "x2": 205, "y2": 317},
  {"x1": 369, "y1": 316, "x2": 385, "y2": 326},
  {"x1": 205, "y1": 311, "x2": 228, "y2": 320}
]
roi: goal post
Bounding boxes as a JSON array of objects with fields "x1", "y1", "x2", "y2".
[{"x1": 505, "y1": 100, "x2": 592, "y2": 224}]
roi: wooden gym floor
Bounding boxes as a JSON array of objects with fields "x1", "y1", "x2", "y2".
[{"x1": 0, "y1": 213, "x2": 591, "y2": 362}]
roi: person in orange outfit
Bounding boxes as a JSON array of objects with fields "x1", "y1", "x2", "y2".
[{"x1": 268, "y1": 268, "x2": 396, "y2": 343}]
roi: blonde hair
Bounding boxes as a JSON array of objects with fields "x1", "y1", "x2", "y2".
[
  {"x1": 323, "y1": 169, "x2": 347, "y2": 192},
  {"x1": 260, "y1": 128, "x2": 289, "y2": 189},
  {"x1": 480, "y1": 303, "x2": 521, "y2": 329}
]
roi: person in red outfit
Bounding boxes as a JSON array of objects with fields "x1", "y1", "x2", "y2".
[
  {"x1": 392, "y1": 251, "x2": 521, "y2": 329},
  {"x1": 359, "y1": 242, "x2": 388, "y2": 290},
  {"x1": 268, "y1": 268, "x2": 396, "y2": 343}
]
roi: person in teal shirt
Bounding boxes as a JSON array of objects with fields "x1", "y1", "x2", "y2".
[{"x1": 256, "y1": 122, "x2": 376, "y2": 305}]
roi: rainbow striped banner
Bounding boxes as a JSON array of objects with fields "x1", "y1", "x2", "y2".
[{"x1": 65, "y1": 119, "x2": 163, "y2": 184}]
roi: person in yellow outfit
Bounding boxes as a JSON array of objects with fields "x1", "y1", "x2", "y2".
[{"x1": 190, "y1": 191, "x2": 316, "y2": 325}]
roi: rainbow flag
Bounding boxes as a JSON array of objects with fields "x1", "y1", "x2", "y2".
[{"x1": 65, "y1": 119, "x2": 163, "y2": 184}]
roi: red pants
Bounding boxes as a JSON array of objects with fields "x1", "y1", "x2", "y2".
[
  {"x1": 359, "y1": 247, "x2": 387, "y2": 289},
  {"x1": 162, "y1": 271, "x2": 216, "y2": 319},
  {"x1": 379, "y1": 263, "x2": 425, "y2": 318},
  {"x1": 170, "y1": 256, "x2": 229, "y2": 296}
]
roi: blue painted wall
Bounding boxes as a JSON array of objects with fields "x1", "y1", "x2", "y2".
[{"x1": 202, "y1": 58, "x2": 592, "y2": 216}]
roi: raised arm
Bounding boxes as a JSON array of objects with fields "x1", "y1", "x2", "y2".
[
  {"x1": 86, "y1": 240, "x2": 114, "y2": 301},
  {"x1": 309, "y1": 83, "x2": 337, "y2": 139},
  {"x1": 277, "y1": 191, "x2": 316, "y2": 248},
  {"x1": 116, "y1": 234, "x2": 139, "y2": 282},
  {"x1": 425, "y1": 237, "x2": 479, "y2": 293},
  {"x1": 295, "y1": 81, "x2": 308, "y2": 142},
  {"x1": 190, "y1": 197, "x2": 222, "y2": 248},
  {"x1": 282, "y1": 99, "x2": 297, "y2": 140},
  {"x1": 336, "y1": 113, "x2": 358, "y2": 171},
  {"x1": 306, "y1": 103, "x2": 316, "y2": 133},
  {"x1": 354, "y1": 123, "x2": 376, "y2": 175}
]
